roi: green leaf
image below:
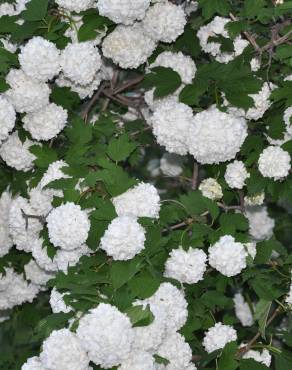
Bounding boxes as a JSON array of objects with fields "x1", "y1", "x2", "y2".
[
  {"x1": 22, "y1": 0, "x2": 48, "y2": 21},
  {"x1": 180, "y1": 191, "x2": 219, "y2": 220},
  {"x1": 154, "y1": 354, "x2": 170, "y2": 366},
  {"x1": 240, "y1": 359, "x2": 269, "y2": 370},
  {"x1": 143, "y1": 67, "x2": 182, "y2": 98},
  {"x1": 0, "y1": 15, "x2": 18, "y2": 34},
  {"x1": 254, "y1": 240, "x2": 275, "y2": 264},
  {"x1": 110, "y1": 257, "x2": 143, "y2": 289},
  {"x1": 29, "y1": 145, "x2": 58, "y2": 168},
  {"x1": 78, "y1": 12, "x2": 112, "y2": 42},
  {"x1": 276, "y1": 45, "x2": 292, "y2": 60},
  {"x1": 198, "y1": 0, "x2": 231, "y2": 19},
  {"x1": 107, "y1": 134, "x2": 137, "y2": 162},
  {"x1": 179, "y1": 81, "x2": 208, "y2": 106},
  {"x1": 124, "y1": 304, "x2": 154, "y2": 327},
  {"x1": 254, "y1": 299, "x2": 272, "y2": 339},
  {"x1": 201, "y1": 291, "x2": 232, "y2": 309},
  {"x1": 128, "y1": 270, "x2": 160, "y2": 299},
  {"x1": 242, "y1": 0, "x2": 266, "y2": 19},
  {"x1": 32, "y1": 312, "x2": 73, "y2": 341},
  {"x1": 218, "y1": 342, "x2": 238, "y2": 370},
  {"x1": 51, "y1": 86, "x2": 80, "y2": 110}
]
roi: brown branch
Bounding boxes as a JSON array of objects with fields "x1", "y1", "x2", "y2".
[
  {"x1": 113, "y1": 75, "x2": 144, "y2": 95},
  {"x1": 162, "y1": 218, "x2": 194, "y2": 233},
  {"x1": 229, "y1": 13, "x2": 260, "y2": 52},
  {"x1": 81, "y1": 82, "x2": 108, "y2": 122},
  {"x1": 21, "y1": 209, "x2": 46, "y2": 230},
  {"x1": 217, "y1": 202, "x2": 243, "y2": 212},
  {"x1": 191, "y1": 161, "x2": 199, "y2": 190}
]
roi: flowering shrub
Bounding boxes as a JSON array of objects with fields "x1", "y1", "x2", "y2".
[{"x1": 0, "y1": 0, "x2": 292, "y2": 369}]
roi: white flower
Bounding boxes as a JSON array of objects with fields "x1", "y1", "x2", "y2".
[
  {"x1": 8, "y1": 196, "x2": 43, "y2": 252},
  {"x1": 285, "y1": 276, "x2": 292, "y2": 307},
  {"x1": 133, "y1": 302, "x2": 167, "y2": 353},
  {"x1": 208, "y1": 235, "x2": 247, "y2": 277},
  {"x1": 0, "y1": 95, "x2": 16, "y2": 143},
  {"x1": 119, "y1": 351, "x2": 156, "y2": 370},
  {"x1": 142, "y1": 2, "x2": 186, "y2": 43},
  {"x1": 244, "y1": 192, "x2": 265, "y2": 206},
  {"x1": 164, "y1": 247, "x2": 207, "y2": 284},
  {"x1": 47, "y1": 203, "x2": 90, "y2": 250},
  {"x1": 146, "y1": 282, "x2": 188, "y2": 333},
  {"x1": 258, "y1": 146, "x2": 291, "y2": 180},
  {"x1": 97, "y1": 0, "x2": 150, "y2": 25},
  {"x1": 245, "y1": 206, "x2": 275, "y2": 241},
  {"x1": 284, "y1": 106, "x2": 292, "y2": 136},
  {"x1": 39, "y1": 160, "x2": 69, "y2": 198},
  {"x1": 244, "y1": 242, "x2": 257, "y2": 259},
  {"x1": 31, "y1": 239, "x2": 58, "y2": 272},
  {"x1": 199, "y1": 178, "x2": 223, "y2": 200},
  {"x1": 149, "y1": 51, "x2": 196, "y2": 84},
  {"x1": 40, "y1": 329, "x2": 90, "y2": 370},
  {"x1": 246, "y1": 82, "x2": 275, "y2": 121},
  {"x1": 5, "y1": 69, "x2": 50, "y2": 113},
  {"x1": 188, "y1": 106, "x2": 247, "y2": 164},
  {"x1": 233, "y1": 293, "x2": 254, "y2": 327},
  {"x1": 225, "y1": 161, "x2": 250, "y2": 189},
  {"x1": 0, "y1": 37, "x2": 17, "y2": 53},
  {"x1": 160, "y1": 153, "x2": 183, "y2": 177},
  {"x1": 21, "y1": 356, "x2": 44, "y2": 370},
  {"x1": 61, "y1": 42, "x2": 102, "y2": 85},
  {"x1": 242, "y1": 349, "x2": 272, "y2": 367},
  {"x1": 54, "y1": 244, "x2": 91, "y2": 272},
  {"x1": 102, "y1": 23, "x2": 156, "y2": 69},
  {"x1": 55, "y1": 0, "x2": 95, "y2": 12},
  {"x1": 19, "y1": 37, "x2": 60, "y2": 82},
  {"x1": 113, "y1": 182, "x2": 160, "y2": 219},
  {"x1": 29, "y1": 187, "x2": 53, "y2": 217},
  {"x1": 203, "y1": 322, "x2": 237, "y2": 353},
  {"x1": 144, "y1": 89, "x2": 180, "y2": 111},
  {"x1": 23, "y1": 103, "x2": 68, "y2": 141},
  {"x1": 50, "y1": 287, "x2": 72, "y2": 314},
  {"x1": 100, "y1": 215, "x2": 146, "y2": 260},
  {"x1": 150, "y1": 99, "x2": 194, "y2": 155},
  {"x1": 197, "y1": 16, "x2": 248, "y2": 63},
  {"x1": 0, "y1": 132, "x2": 36, "y2": 172},
  {"x1": 76, "y1": 303, "x2": 134, "y2": 368},
  {"x1": 157, "y1": 333, "x2": 192, "y2": 369},
  {"x1": 250, "y1": 58, "x2": 261, "y2": 72},
  {"x1": 0, "y1": 191, "x2": 13, "y2": 258},
  {"x1": 24, "y1": 259, "x2": 54, "y2": 286}
]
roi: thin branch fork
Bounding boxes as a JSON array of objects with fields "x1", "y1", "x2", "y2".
[{"x1": 21, "y1": 209, "x2": 46, "y2": 230}]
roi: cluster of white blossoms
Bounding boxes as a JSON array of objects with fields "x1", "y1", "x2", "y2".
[
  {"x1": 0, "y1": 96, "x2": 16, "y2": 144},
  {"x1": 160, "y1": 153, "x2": 184, "y2": 177},
  {"x1": 285, "y1": 275, "x2": 292, "y2": 307},
  {"x1": 225, "y1": 160, "x2": 250, "y2": 189},
  {"x1": 208, "y1": 235, "x2": 247, "y2": 277},
  {"x1": 258, "y1": 146, "x2": 291, "y2": 180},
  {"x1": 233, "y1": 293, "x2": 254, "y2": 327},
  {"x1": 0, "y1": 191, "x2": 13, "y2": 257},
  {"x1": 242, "y1": 348, "x2": 272, "y2": 367},
  {"x1": 203, "y1": 322, "x2": 237, "y2": 353},
  {"x1": 199, "y1": 178, "x2": 223, "y2": 200},
  {"x1": 197, "y1": 16, "x2": 248, "y2": 63},
  {"x1": 164, "y1": 247, "x2": 207, "y2": 284},
  {"x1": 245, "y1": 206, "x2": 275, "y2": 241}
]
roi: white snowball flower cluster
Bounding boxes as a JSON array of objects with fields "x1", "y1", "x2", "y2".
[
  {"x1": 208, "y1": 235, "x2": 247, "y2": 277},
  {"x1": 0, "y1": 0, "x2": 29, "y2": 17},
  {"x1": 47, "y1": 202, "x2": 90, "y2": 250},
  {"x1": 150, "y1": 99, "x2": 194, "y2": 155},
  {"x1": 199, "y1": 178, "x2": 223, "y2": 200},
  {"x1": 102, "y1": 23, "x2": 156, "y2": 69},
  {"x1": 203, "y1": 322, "x2": 237, "y2": 353},
  {"x1": 149, "y1": 51, "x2": 197, "y2": 84},
  {"x1": 76, "y1": 303, "x2": 134, "y2": 368},
  {"x1": 258, "y1": 146, "x2": 291, "y2": 180},
  {"x1": 284, "y1": 106, "x2": 292, "y2": 135},
  {"x1": 245, "y1": 206, "x2": 275, "y2": 241},
  {"x1": 113, "y1": 182, "x2": 160, "y2": 219},
  {"x1": 246, "y1": 82, "x2": 275, "y2": 121},
  {"x1": 0, "y1": 95, "x2": 16, "y2": 143},
  {"x1": 0, "y1": 268, "x2": 39, "y2": 310},
  {"x1": 160, "y1": 153, "x2": 184, "y2": 177},
  {"x1": 24, "y1": 259, "x2": 54, "y2": 287},
  {"x1": 19, "y1": 37, "x2": 60, "y2": 82},
  {"x1": 242, "y1": 348, "x2": 272, "y2": 367},
  {"x1": 250, "y1": 58, "x2": 261, "y2": 72},
  {"x1": 23, "y1": 103, "x2": 68, "y2": 141},
  {"x1": 100, "y1": 215, "x2": 146, "y2": 260},
  {"x1": 0, "y1": 132, "x2": 36, "y2": 171},
  {"x1": 142, "y1": 2, "x2": 186, "y2": 43},
  {"x1": 146, "y1": 282, "x2": 188, "y2": 333},
  {"x1": 157, "y1": 332, "x2": 193, "y2": 369},
  {"x1": 21, "y1": 356, "x2": 44, "y2": 370},
  {"x1": 39, "y1": 159, "x2": 69, "y2": 199},
  {"x1": 61, "y1": 42, "x2": 102, "y2": 85},
  {"x1": 244, "y1": 192, "x2": 265, "y2": 206},
  {"x1": 40, "y1": 329, "x2": 90, "y2": 370},
  {"x1": 225, "y1": 161, "x2": 250, "y2": 189},
  {"x1": 50, "y1": 287, "x2": 72, "y2": 314},
  {"x1": 0, "y1": 190, "x2": 13, "y2": 257},
  {"x1": 31, "y1": 238, "x2": 58, "y2": 272},
  {"x1": 188, "y1": 106, "x2": 248, "y2": 164},
  {"x1": 55, "y1": 0, "x2": 95, "y2": 12},
  {"x1": 164, "y1": 247, "x2": 207, "y2": 284},
  {"x1": 97, "y1": 0, "x2": 150, "y2": 25},
  {"x1": 233, "y1": 293, "x2": 254, "y2": 327},
  {"x1": 8, "y1": 196, "x2": 43, "y2": 252},
  {"x1": 197, "y1": 16, "x2": 248, "y2": 63},
  {"x1": 5, "y1": 69, "x2": 50, "y2": 113},
  {"x1": 119, "y1": 351, "x2": 156, "y2": 370}
]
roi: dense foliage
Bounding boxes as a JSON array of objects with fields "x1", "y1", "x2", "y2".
[{"x1": 0, "y1": 0, "x2": 292, "y2": 369}]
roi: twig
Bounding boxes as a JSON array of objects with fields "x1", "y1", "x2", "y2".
[
  {"x1": 21, "y1": 209, "x2": 46, "y2": 230},
  {"x1": 81, "y1": 82, "x2": 108, "y2": 122},
  {"x1": 191, "y1": 161, "x2": 199, "y2": 190},
  {"x1": 217, "y1": 202, "x2": 243, "y2": 212},
  {"x1": 229, "y1": 13, "x2": 260, "y2": 52},
  {"x1": 113, "y1": 75, "x2": 144, "y2": 95}
]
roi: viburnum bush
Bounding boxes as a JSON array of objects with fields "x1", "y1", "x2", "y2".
[{"x1": 1, "y1": 0, "x2": 292, "y2": 369}]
